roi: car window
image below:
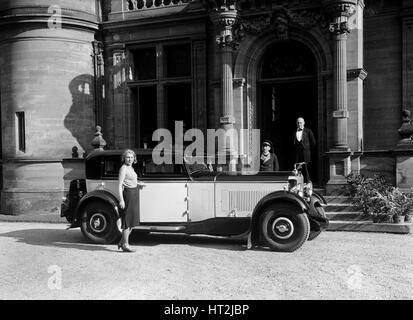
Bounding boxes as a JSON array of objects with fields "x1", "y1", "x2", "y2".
[
  {"x1": 141, "y1": 156, "x2": 185, "y2": 178},
  {"x1": 102, "y1": 157, "x2": 137, "y2": 178}
]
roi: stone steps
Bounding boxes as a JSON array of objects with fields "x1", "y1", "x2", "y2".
[
  {"x1": 327, "y1": 220, "x2": 413, "y2": 234},
  {"x1": 326, "y1": 212, "x2": 370, "y2": 221},
  {"x1": 317, "y1": 190, "x2": 413, "y2": 234}
]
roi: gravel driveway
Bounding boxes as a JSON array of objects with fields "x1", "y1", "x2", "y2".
[{"x1": 0, "y1": 222, "x2": 412, "y2": 300}]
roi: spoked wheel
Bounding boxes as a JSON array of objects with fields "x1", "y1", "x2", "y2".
[
  {"x1": 80, "y1": 201, "x2": 122, "y2": 244},
  {"x1": 259, "y1": 203, "x2": 310, "y2": 252},
  {"x1": 308, "y1": 204, "x2": 326, "y2": 241}
]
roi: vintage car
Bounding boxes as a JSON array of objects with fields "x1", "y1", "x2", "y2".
[{"x1": 61, "y1": 149, "x2": 328, "y2": 252}]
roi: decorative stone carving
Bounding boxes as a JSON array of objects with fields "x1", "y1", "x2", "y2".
[
  {"x1": 290, "y1": 10, "x2": 329, "y2": 29},
  {"x1": 398, "y1": 109, "x2": 413, "y2": 144},
  {"x1": 91, "y1": 125, "x2": 107, "y2": 150},
  {"x1": 72, "y1": 146, "x2": 79, "y2": 158},
  {"x1": 323, "y1": 0, "x2": 357, "y2": 18},
  {"x1": 209, "y1": 8, "x2": 239, "y2": 49},
  {"x1": 233, "y1": 6, "x2": 329, "y2": 43},
  {"x1": 271, "y1": 6, "x2": 292, "y2": 39},
  {"x1": 329, "y1": 21, "x2": 350, "y2": 34},
  {"x1": 92, "y1": 40, "x2": 104, "y2": 65},
  {"x1": 202, "y1": 0, "x2": 237, "y2": 11}
]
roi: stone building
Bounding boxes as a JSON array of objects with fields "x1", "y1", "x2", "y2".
[{"x1": 0, "y1": 0, "x2": 412, "y2": 215}]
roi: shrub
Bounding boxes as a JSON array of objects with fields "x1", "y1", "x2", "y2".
[
  {"x1": 346, "y1": 173, "x2": 392, "y2": 215},
  {"x1": 346, "y1": 173, "x2": 413, "y2": 222}
]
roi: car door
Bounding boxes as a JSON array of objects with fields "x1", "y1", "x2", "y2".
[{"x1": 138, "y1": 155, "x2": 189, "y2": 223}]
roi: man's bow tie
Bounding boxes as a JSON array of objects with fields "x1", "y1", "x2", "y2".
[{"x1": 297, "y1": 128, "x2": 303, "y2": 131}]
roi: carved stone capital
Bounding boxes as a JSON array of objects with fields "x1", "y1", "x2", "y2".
[
  {"x1": 210, "y1": 11, "x2": 238, "y2": 49},
  {"x1": 329, "y1": 21, "x2": 350, "y2": 34},
  {"x1": 210, "y1": 12, "x2": 238, "y2": 28},
  {"x1": 323, "y1": 0, "x2": 357, "y2": 17}
]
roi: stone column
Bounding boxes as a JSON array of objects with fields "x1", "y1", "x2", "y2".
[
  {"x1": 326, "y1": 0, "x2": 357, "y2": 151},
  {"x1": 323, "y1": 0, "x2": 357, "y2": 194},
  {"x1": 205, "y1": 2, "x2": 239, "y2": 169},
  {"x1": 92, "y1": 40, "x2": 105, "y2": 128},
  {"x1": 211, "y1": 11, "x2": 237, "y2": 127}
]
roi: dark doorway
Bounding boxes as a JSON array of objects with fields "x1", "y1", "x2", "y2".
[{"x1": 259, "y1": 41, "x2": 319, "y2": 183}]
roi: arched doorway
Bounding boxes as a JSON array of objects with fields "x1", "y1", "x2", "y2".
[{"x1": 258, "y1": 40, "x2": 319, "y2": 183}]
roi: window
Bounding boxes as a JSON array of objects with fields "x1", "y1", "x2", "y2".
[
  {"x1": 129, "y1": 42, "x2": 193, "y2": 148},
  {"x1": 134, "y1": 86, "x2": 158, "y2": 148},
  {"x1": 261, "y1": 41, "x2": 316, "y2": 79},
  {"x1": 104, "y1": 159, "x2": 121, "y2": 177},
  {"x1": 133, "y1": 47, "x2": 156, "y2": 80},
  {"x1": 16, "y1": 112, "x2": 25, "y2": 152},
  {"x1": 164, "y1": 43, "x2": 191, "y2": 78},
  {"x1": 166, "y1": 83, "x2": 192, "y2": 132}
]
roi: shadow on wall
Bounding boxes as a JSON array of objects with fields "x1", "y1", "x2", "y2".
[{"x1": 64, "y1": 74, "x2": 96, "y2": 156}]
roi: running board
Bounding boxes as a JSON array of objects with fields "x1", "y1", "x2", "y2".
[{"x1": 132, "y1": 225, "x2": 186, "y2": 232}]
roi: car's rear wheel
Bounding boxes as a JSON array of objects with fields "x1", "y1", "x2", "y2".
[
  {"x1": 80, "y1": 201, "x2": 122, "y2": 244},
  {"x1": 259, "y1": 203, "x2": 310, "y2": 252}
]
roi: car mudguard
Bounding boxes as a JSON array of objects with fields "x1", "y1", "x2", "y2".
[
  {"x1": 311, "y1": 191, "x2": 327, "y2": 206},
  {"x1": 307, "y1": 192, "x2": 329, "y2": 231},
  {"x1": 71, "y1": 190, "x2": 120, "y2": 227},
  {"x1": 252, "y1": 190, "x2": 309, "y2": 218}
]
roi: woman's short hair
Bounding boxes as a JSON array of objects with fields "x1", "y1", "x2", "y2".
[{"x1": 121, "y1": 149, "x2": 137, "y2": 164}]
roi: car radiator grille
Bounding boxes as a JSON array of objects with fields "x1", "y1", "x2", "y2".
[{"x1": 228, "y1": 190, "x2": 273, "y2": 212}]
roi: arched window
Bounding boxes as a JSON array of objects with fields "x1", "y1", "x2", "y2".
[{"x1": 260, "y1": 40, "x2": 316, "y2": 79}]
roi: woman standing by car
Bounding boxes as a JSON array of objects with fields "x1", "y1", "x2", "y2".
[{"x1": 118, "y1": 149, "x2": 145, "y2": 252}]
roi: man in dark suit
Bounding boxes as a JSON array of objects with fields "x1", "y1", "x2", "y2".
[{"x1": 293, "y1": 117, "x2": 316, "y2": 182}]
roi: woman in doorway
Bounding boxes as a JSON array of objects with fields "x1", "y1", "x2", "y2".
[
  {"x1": 118, "y1": 149, "x2": 145, "y2": 252},
  {"x1": 260, "y1": 140, "x2": 279, "y2": 171}
]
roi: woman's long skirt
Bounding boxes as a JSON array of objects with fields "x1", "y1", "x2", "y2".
[{"x1": 121, "y1": 187, "x2": 140, "y2": 229}]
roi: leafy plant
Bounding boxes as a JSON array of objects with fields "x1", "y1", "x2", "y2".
[
  {"x1": 346, "y1": 173, "x2": 413, "y2": 223},
  {"x1": 346, "y1": 173, "x2": 392, "y2": 215}
]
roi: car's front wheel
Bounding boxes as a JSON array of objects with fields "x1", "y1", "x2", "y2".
[
  {"x1": 259, "y1": 203, "x2": 310, "y2": 252},
  {"x1": 80, "y1": 201, "x2": 122, "y2": 244}
]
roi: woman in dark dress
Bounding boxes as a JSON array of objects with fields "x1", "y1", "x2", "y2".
[
  {"x1": 260, "y1": 140, "x2": 279, "y2": 171},
  {"x1": 117, "y1": 149, "x2": 145, "y2": 252}
]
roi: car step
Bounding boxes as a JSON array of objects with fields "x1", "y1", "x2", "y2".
[{"x1": 133, "y1": 226, "x2": 186, "y2": 232}]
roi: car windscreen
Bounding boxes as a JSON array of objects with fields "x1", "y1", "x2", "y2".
[{"x1": 141, "y1": 155, "x2": 186, "y2": 178}]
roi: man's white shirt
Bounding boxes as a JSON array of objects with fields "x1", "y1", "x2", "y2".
[{"x1": 296, "y1": 129, "x2": 303, "y2": 142}]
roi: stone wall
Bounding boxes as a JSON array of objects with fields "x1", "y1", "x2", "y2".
[
  {"x1": 364, "y1": 2, "x2": 402, "y2": 151},
  {"x1": 0, "y1": 0, "x2": 99, "y2": 215}
]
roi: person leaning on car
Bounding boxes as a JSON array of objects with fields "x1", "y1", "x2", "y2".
[{"x1": 260, "y1": 139, "x2": 279, "y2": 171}]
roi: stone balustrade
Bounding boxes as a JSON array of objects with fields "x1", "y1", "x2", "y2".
[{"x1": 126, "y1": 0, "x2": 191, "y2": 10}]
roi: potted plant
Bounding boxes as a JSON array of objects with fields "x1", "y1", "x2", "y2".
[
  {"x1": 370, "y1": 190, "x2": 394, "y2": 223},
  {"x1": 346, "y1": 173, "x2": 392, "y2": 216}
]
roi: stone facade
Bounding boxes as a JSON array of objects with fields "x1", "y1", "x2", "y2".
[{"x1": 0, "y1": 0, "x2": 412, "y2": 215}]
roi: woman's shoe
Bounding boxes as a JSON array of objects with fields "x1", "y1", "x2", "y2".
[
  {"x1": 121, "y1": 244, "x2": 135, "y2": 252},
  {"x1": 117, "y1": 241, "x2": 123, "y2": 250}
]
